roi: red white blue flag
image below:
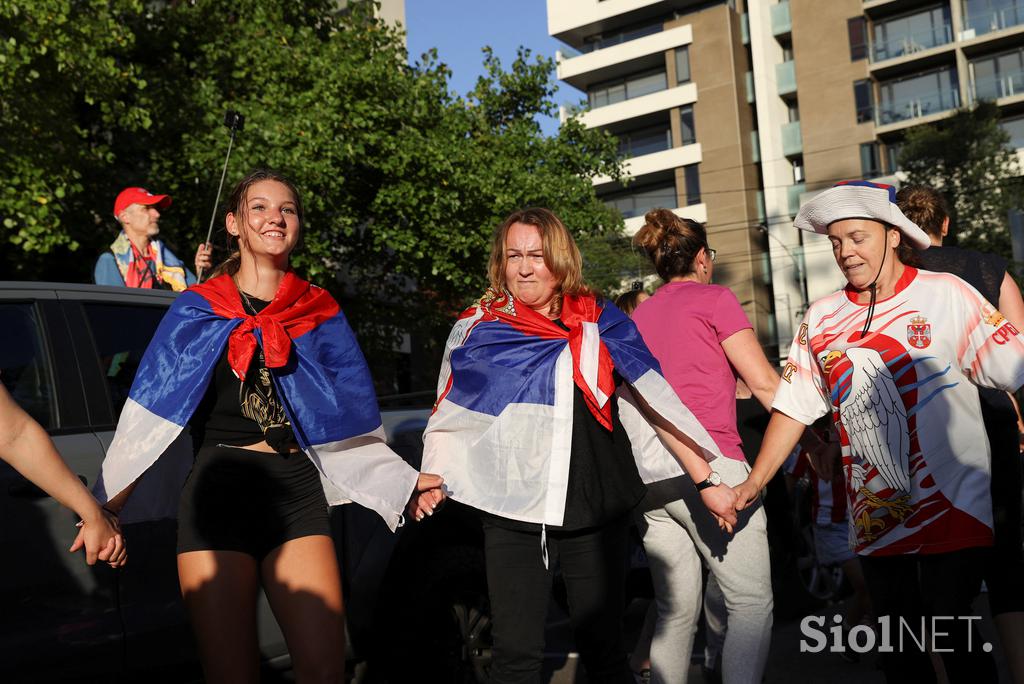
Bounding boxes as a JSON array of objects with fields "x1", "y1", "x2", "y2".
[
  {"x1": 95, "y1": 273, "x2": 418, "y2": 530},
  {"x1": 423, "y1": 290, "x2": 724, "y2": 526}
]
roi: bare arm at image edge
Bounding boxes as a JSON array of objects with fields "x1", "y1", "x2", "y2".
[{"x1": 0, "y1": 384, "x2": 126, "y2": 566}]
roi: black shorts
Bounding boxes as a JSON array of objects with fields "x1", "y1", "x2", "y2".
[{"x1": 177, "y1": 444, "x2": 331, "y2": 560}]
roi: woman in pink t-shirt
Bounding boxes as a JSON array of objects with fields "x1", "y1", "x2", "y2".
[{"x1": 630, "y1": 209, "x2": 784, "y2": 684}]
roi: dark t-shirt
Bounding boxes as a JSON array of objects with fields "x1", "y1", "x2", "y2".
[
  {"x1": 919, "y1": 245, "x2": 1005, "y2": 304},
  {"x1": 190, "y1": 294, "x2": 297, "y2": 454}
]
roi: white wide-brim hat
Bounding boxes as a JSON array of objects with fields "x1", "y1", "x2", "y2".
[{"x1": 794, "y1": 181, "x2": 931, "y2": 250}]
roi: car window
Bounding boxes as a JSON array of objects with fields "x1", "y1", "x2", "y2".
[
  {"x1": 0, "y1": 303, "x2": 56, "y2": 429},
  {"x1": 82, "y1": 303, "x2": 169, "y2": 415}
]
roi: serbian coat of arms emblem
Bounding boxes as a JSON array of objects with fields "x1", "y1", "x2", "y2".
[{"x1": 907, "y1": 315, "x2": 931, "y2": 349}]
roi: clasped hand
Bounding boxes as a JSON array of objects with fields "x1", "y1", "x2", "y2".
[
  {"x1": 406, "y1": 472, "x2": 447, "y2": 522},
  {"x1": 70, "y1": 509, "x2": 126, "y2": 568},
  {"x1": 700, "y1": 483, "x2": 739, "y2": 533}
]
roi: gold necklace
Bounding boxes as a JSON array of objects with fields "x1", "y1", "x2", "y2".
[{"x1": 234, "y1": 277, "x2": 258, "y2": 314}]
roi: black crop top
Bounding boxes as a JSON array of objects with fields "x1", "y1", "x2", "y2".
[{"x1": 190, "y1": 294, "x2": 297, "y2": 454}]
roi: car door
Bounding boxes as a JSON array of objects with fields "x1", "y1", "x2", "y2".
[
  {"x1": 0, "y1": 290, "x2": 123, "y2": 682},
  {"x1": 63, "y1": 292, "x2": 202, "y2": 676},
  {"x1": 67, "y1": 289, "x2": 291, "y2": 674}
]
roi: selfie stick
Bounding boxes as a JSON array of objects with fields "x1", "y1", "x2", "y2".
[{"x1": 197, "y1": 110, "x2": 245, "y2": 282}]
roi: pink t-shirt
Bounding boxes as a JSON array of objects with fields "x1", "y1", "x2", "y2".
[{"x1": 631, "y1": 281, "x2": 753, "y2": 461}]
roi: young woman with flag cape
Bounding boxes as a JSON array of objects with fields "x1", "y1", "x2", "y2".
[
  {"x1": 93, "y1": 169, "x2": 445, "y2": 683},
  {"x1": 422, "y1": 208, "x2": 738, "y2": 683}
]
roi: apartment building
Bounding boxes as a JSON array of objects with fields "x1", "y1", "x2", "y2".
[
  {"x1": 549, "y1": 0, "x2": 1024, "y2": 355},
  {"x1": 784, "y1": 0, "x2": 1024, "y2": 339},
  {"x1": 548, "y1": 0, "x2": 775, "y2": 349}
]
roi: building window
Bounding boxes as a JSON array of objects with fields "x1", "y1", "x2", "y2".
[
  {"x1": 872, "y1": 5, "x2": 951, "y2": 62},
  {"x1": 684, "y1": 165, "x2": 701, "y2": 206},
  {"x1": 971, "y1": 47, "x2": 1024, "y2": 101},
  {"x1": 962, "y1": 0, "x2": 1024, "y2": 37},
  {"x1": 604, "y1": 183, "x2": 678, "y2": 218},
  {"x1": 588, "y1": 69, "x2": 668, "y2": 108},
  {"x1": 787, "y1": 102, "x2": 800, "y2": 123},
  {"x1": 854, "y1": 79, "x2": 875, "y2": 123},
  {"x1": 617, "y1": 124, "x2": 673, "y2": 158},
  {"x1": 675, "y1": 47, "x2": 691, "y2": 85},
  {"x1": 679, "y1": 105, "x2": 696, "y2": 145},
  {"x1": 877, "y1": 67, "x2": 959, "y2": 125},
  {"x1": 792, "y1": 158, "x2": 805, "y2": 184},
  {"x1": 1000, "y1": 115, "x2": 1024, "y2": 149},
  {"x1": 580, "y1": 17, "x2": 665, "y2": 53},
  {"x1": 860, "y1": 142, "x2": 882, "y2": 178},
  {"x1": 848, "y1": 17, "x2": 868, "y2": 61}
]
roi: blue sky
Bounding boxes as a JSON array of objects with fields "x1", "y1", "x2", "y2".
[{"x1": 405, "y1": 0, "x2": 576, "y2": 136}]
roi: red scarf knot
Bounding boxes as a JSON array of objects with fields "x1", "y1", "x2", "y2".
[{"x1": 192, "y1": 271, "x2": 340, "y2": 381}]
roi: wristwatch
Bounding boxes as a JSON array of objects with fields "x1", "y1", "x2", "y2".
[{"x1": 695, "y1": 471, "x2": 722, "y2": 491}]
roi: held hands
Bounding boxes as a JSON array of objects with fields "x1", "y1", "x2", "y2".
[
  {"x1": 733, "y1": 477, "x2": 761, "y2": 512},
  {"x1": 699, "y1": 483, "x2": 738, "y2": 533},
  {"x1": 70, "y1": 509, "x2": 126, "y2": 568},
  {"x1": 407, "y1": 472, "x2": 447, "y2": 522}
]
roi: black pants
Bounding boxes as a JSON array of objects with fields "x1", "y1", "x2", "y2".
[
  {"x1": 482, "y1": 518, "x2": 633, "y2": 684},
  {"x1": 860, "y1": 548, "x2": 996, "y2": 684},
  {"x1": 984, "y1": 416, "x2": 1024, "y2": 615}
]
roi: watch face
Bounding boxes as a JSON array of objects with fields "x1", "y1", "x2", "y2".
[{"x1": 709, "y1": 471, "x2": 722, "y2": 486}]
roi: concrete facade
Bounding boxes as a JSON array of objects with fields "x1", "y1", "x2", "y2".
[{"x1": 550, "y1": 0, "x2": 776, "y2": 349}]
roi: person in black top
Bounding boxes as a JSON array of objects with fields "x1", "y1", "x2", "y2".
[
  {"x1": 425, "y1": 208, "x2": 739, "y2": 684},
  {"x1": 898, "y1": 184, "x2": 1024, "y2": 684}
]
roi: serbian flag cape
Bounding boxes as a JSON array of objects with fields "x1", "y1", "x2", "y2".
[
  {"x1": 94, "y1": 272, "x2": 418, "y2": 531},
  {"x1": 422, "y1": 290, "x2": 724, "y2": 526}
]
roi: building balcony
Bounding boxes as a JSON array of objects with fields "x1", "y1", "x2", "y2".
[
  {"x1": 781, "y1": 121, "x2": 802, "y2": 157},
  {"x1": 570, "y1": 82, "x2": 698, "y2": 129},
  {"x1": 557, "y1": 24, "x2": 692, "y2": 91},
  {"x1": 593, "y1": 143, "x2": 703, "y2": 186},
  {"x1": 776, "y1": 60, "x2": 797, "y2": 97},
  {"x1": 548, "y1": 0, "x2": 711, "y2": 46},
  {"x1": 876, "y1": 88, "x2": 961, "y2": 126},
  {"x1": 622, "y1": 204, "x2": 708, "y2": 235},
  {"x1": 871, "y1": 24, "x2": 952, "y2": 63},
  {"x1": 771, "y1": 1, "x2": 791, "y2": 38},
  {"x1": 962, "y1": 1, "x2": 1024, "y2": 38},
  {"x1": 973, "y1": 71, "x2": 1024, "y2": 101}
]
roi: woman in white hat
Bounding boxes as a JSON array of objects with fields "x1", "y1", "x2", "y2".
[{"x1": 735, "y1": 180, "x2": 1024, "y2": 682}]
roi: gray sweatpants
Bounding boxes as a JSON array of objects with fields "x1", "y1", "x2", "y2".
[{"x1": 640, "y1": 456, "x2": 773, "y2": 684}]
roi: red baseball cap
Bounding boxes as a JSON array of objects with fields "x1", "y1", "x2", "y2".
[{"x1": 113, "y1": 187, "x2": 172, "y2": 217}]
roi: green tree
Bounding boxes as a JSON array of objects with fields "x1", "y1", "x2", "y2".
[
  {"x1": 1, "y1": 1, "x2": 627, "y2": 390},
  {"x1": 0, "y1": 0, "x2": 150, "y2": 273},
  {"x1": 898, "y1": 101, "x2": 1024, "y2": 256}
]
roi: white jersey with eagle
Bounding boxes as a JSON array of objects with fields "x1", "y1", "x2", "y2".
[{"x1": 772, "y1": 267, "x2": 1024, "y2": 556}]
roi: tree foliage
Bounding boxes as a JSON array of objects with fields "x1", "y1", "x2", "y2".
[
  {"x1": 898, "y1": 101, "x2": 1024, "y2": 256},
  {"x1": 1, "y1": 1, "x2": 629, "y2": 391}
]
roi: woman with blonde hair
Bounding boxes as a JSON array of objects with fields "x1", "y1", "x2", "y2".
[
  {"x1": 423, "y1": 207, "x2": 739, "y2": 683},
  {"x1": 630, "y1": 208, "x2": 782, "y2": 684}
]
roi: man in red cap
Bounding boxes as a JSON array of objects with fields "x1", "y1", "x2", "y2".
[{"x1": 93, "y1": 187, "x2": 212, "y2": 291}]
